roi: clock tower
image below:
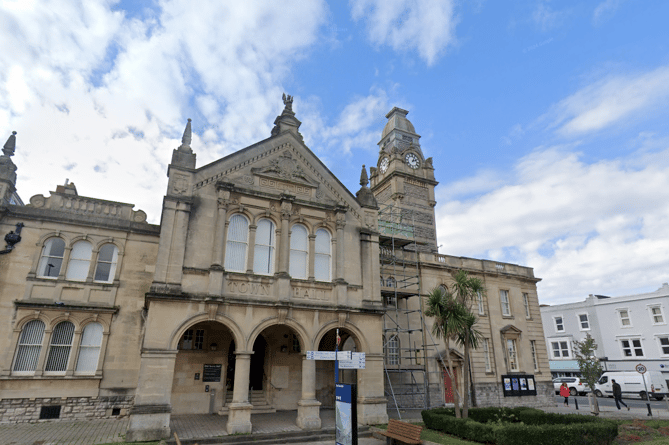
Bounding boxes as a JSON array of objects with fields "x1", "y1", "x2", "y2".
[{"x1": 370, "y1": 107, "x2": 438, "y2": 252}]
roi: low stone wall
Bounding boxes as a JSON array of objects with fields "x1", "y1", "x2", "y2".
[
  {"x1": 0, "y1": 396, "x2": 134, "y2": 423},
  {"x1": 475, "y1": 381, "x2": 553, "y2": 408}
]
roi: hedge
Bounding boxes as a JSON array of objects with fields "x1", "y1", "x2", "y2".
[{"x1": 421, "y1": 407, "x2": 618, "y2": 445}]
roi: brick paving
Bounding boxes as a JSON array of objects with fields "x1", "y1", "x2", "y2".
[{"x1": 0, "y1": 418, "x2": 128, "y2": 444}]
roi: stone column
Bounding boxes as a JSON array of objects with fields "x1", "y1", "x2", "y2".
[
  {"x1": 297, "y1": 355, "x2": 321, "y2": 429},
  {"x1": 307, "y1": 234, "x2": 316, "y2": 280},
  {"x1": 126, "y1": 350, "x2": 178, "y2": 442},
  {"x1": 227, "y1": 351, "x2": 253, "y2": 434},
  {"x1": 335, "y1": 210, "x2": 346, "y2": 281},
  {"x1": 246, "y1": 224, "x2": 257, "y2": 274},
  {"x1": 277, "y1": 195, "x2": 293, "y2": 277},
  {"x1": 356, "y1": 352, "x2": 389, "y2": 425},
  {"x1": 211, "y1": 193, "x2": 230, "y2": 267}
]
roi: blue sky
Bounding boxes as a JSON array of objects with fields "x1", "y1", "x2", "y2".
[{"x1": 2, "y1": 0, "x2": 669, "y2": 304}]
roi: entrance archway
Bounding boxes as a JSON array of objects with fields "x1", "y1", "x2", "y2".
[
  {"x1": 316, "y1": 328, "x2": 359, "y2": 408},
  {"x1": 248, "y1": 324, "x2": 304, "y2": 411},
  {"x1": 250, "y1": 335, "x2": 266, "y2": 390},
  {"x1": 171, "y1": 320, "x2": 235, "y2": 415}
]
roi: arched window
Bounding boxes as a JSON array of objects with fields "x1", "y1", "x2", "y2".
[
  {"x1": 289, "y1": 224, "x2": 308, "y2": 279},
  {"x1": 94, "y1": 243, "x2": 118, "y2": 283},
  {"x1": 225, "y1": 214, "x2": 249, "y2": 272},
  {"x1": 45, "y1": 321, "x2": 75, "y2": 372},
  {"x1": 76, "y1": 322, "x2": 103, "y2": 373},
  {"x1": 37, "y1": 238, "x2": 65, "y2": 278},
  {"x1": 66, "y1": 241, "x2": 92, "y2": 281},
  {"x1": 13, "y1": 320, "x2": 45, "y2": 373},
  {"x1": 386, "y1": 335, "x2": 399, "y2": 365},
  {"x1": 314, "y1": 229, "x2": 331, "y2": 281},
  {"x1": 253, "y1": 219, "x2": 275, "y2": 275}
]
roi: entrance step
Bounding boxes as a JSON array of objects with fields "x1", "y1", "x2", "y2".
[
  {"x1": 219, "y1": 390, "x2": 276, "y2": 415},
  {"x1": 167, "y1": 425, "x2": 372, "y2": 445}
]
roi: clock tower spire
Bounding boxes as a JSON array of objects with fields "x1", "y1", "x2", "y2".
[{"x1": 369, "y1": 108, "x2": 439, "y2": 252}]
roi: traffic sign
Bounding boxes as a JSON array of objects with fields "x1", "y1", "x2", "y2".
[
  {"x1": 339, "y1": 352, "x2": 366, "y2": 369},
  {"x1": 306, "y1": 351, "x2": 352, "y2": 361},
  {"x1": 635, "y1": 363, "x2": 647, "y2": 374}
]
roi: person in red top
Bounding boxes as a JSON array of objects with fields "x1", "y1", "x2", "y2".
[{"x1": 559, "y1": 382, "x2": 570, "y2": 407}]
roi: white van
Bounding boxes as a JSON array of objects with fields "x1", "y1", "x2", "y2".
[{"x1": 595, "y1": 371, "x2": 667, "y2": 400}]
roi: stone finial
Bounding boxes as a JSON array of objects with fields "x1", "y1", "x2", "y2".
[
  {"x1": 3, "y1": 131, "x2": 16, "y2": 157},
  {"x1": 356, "y1": 165, "x2": 377, "y2": 209},
  {"x1": 359, "y1": 165, "x2": 369, "y2": 187},
  {"x1": 282, "y1": 93, "x2": 294, "y2": 113},
  {"x1": 178, "y1": 119, "x2": 192, "y2": 153}
]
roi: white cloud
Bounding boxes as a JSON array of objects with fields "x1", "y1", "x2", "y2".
[
  {"x1": 545, "y1": 65, "x2": 669, "y2": 137},
  {"x1": 349, "y1": 0, "x2": 458, "y2": 66},
  {"x1": 0, "y1": 1, "x2": 329, "y2": 222},
  {"x1": 435, "y1": 142, "x2": 669, "y2": 304},
  {"x1": 300, "y1": 89, "x2": 390, "y2": 164},
  {"x1": 531, "y1": 1, "x2": 567, "y2": 31},
  {"x1": 593, "y1": 0, "x2": 624, "y2": 25}
]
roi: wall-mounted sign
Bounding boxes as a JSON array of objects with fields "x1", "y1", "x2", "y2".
[
  {"x1": 502, "y1": 374, "x2": 537, "y2": 397},
  {"x1": 203, "y1": 364, "x2": 222, "y2": 382}
]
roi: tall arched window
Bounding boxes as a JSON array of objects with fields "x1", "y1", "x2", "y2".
[
  {"x1": 94, "y1": 244, "x2": 118, "y2": 283},
  {"x1": 66, "y1": 241, "x2": 92, "y2": 281},
  {"x1": 253, "y1": 219, "x2": 275, "y2": 275},
  {"x1": 13, "y1": 320, "x2": 45, "y2": 373},
  {"x1": 225, "y1": 214, "x2": 249, "y2": 272},
  {"x1": 289, "y1": 224, "x2": 308, "y2": 279},
  {"x1": 76, "y1": 322, "x2": 103, "y2": 373},
  {"x1": 45, "y1": 321, "x2": 75, "y2": 372},
  {"x1": 386, "y1": 335, "x2": 399, "y2": 365},
  {"x1": 37, "y1": 238, "x2": 65, "y2": 278},
  {"x1": 314, "y1": 229, "x2": 331, "y2": 281}
]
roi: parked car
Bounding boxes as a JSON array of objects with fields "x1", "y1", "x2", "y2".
[
  {"x1": 553, "y1": 377, "x2": 589, "y2": 396},
  {"x1": 595, "y1": 371, "x2": 666, "y2": 400}
]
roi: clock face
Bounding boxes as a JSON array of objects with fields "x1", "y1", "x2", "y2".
[
  {"x1": 405, "y1": 153, "x2": 420, "y2": 169},
  {"x1": 379, "y1": 157, "x2": 389, "y2": 173}
]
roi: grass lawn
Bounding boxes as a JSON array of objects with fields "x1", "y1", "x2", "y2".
[{"x1": 614, "y1": 419, "x2": 669, "y2": 444}]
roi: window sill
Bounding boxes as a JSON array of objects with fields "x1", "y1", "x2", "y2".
[{"x1": 2, "y1": 375, "x2": 102, "y2": 380}]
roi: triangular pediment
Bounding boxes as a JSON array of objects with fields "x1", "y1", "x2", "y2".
[
  {"x1": 500, "y1": 324, "x2": 522, "y2": 335},
  {"x1": 193, "y1": 133, "x2": 363, "y2": 221}
]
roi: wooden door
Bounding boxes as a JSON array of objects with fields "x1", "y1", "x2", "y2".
[{"x1": 443, "y1": 368, "x2": 458, "y2": 404}]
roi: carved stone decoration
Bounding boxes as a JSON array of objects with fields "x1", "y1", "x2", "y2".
[
  {"x1": 207, "y1": 302, "x2": 218, "y2": 321},
  {"x1": 338, "y1": 312, "x2": 348, "y2": 328},
  {"x1": 243, "y1": 175, "x2": 254, "y2": 184},
  {"x1": 315, "y1": 185, "x2": 324, "y2": 200},
  {"x1": 29, "y1": 194, "x2": 46, "y2": 208},
  {"x1": 277, "y1": 308, "x2": 288, "y2": 325},
  {"x1": 133, "y1": 210, "x2": 148, "y2": 223},
  {"x1": 172, "y1": 175, "x2": 189, "y2": 195},
  {"x1": 251, "y1": 151, "x2": 318, "y2": 186}
]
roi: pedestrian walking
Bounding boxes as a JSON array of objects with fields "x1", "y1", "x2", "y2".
[
  {"x1": 560, "y1": 382, "x2": 570, "y2": 407},
  {"x1": 612, "y1": 379, "x2": 630, "y2": 410}
]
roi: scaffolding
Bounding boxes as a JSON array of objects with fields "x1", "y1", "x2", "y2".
[{"x1": 379, "y1": 204, "x2": 446, "y2": 417}]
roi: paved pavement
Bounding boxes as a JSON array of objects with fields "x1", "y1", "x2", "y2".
[{"x1": 0, "y1": 404, "x2": 667, "y2": 445}]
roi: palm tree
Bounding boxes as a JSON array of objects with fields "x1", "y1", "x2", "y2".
[
  {"x1": 450, "y1": 270, "x2": 485, "y2": 418},
  {"x1": 455, "y1": 311, "x2": 483, "y2": 418},
  {"x1": 425, "y1": 285, "x2": 469, "y2": 418}
]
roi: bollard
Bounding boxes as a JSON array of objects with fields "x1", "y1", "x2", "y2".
[
  {"x1": 647, "y1": 403, "x2": 653, "y2": 417},
  {"x1": 574, "y1": 398, "x2": 579, "y2": 410}
]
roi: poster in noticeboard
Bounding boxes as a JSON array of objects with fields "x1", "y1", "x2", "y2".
[{"x1": 502, "y1": 374, "x2": 538, "y2": 397}]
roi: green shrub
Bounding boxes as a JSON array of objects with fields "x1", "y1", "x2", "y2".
[
  {"x1": 421, "y1": 407, "x2": 618, "y2": 445},
  {"x1": 495, "y1": 422, "x2": 618, "y2": 445}
]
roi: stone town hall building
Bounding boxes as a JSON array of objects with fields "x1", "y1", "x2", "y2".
[{"x1": 0, "y1": 98, "x2": 552, "y2": 441}]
